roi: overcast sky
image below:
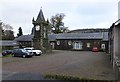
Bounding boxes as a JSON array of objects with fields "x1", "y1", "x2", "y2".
[{"x1": 0, "y1": 0, "x2": 119, "y2": 36}]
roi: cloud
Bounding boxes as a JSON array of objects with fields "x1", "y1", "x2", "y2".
[
  {"x1": 0, "y1": 0, "x2": 119, "y2": 36},
  {"x1": 63, "y1": 1, "x2": 118, "y2": 30}
]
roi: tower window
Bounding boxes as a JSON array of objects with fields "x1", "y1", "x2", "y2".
[
  {"x1": 44, "y1": 27, "x2": 46, "y2": 38},
  {"x1": 44, "y1": 32, "x2": 46, "y2": 38},
  {"x1": 36, "y1": 25, "x2": 40, "y2": 31}
]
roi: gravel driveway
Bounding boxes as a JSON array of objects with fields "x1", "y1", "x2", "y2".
[{"x1": 2, "y1": 50, "x2": 115, "y2": 80}]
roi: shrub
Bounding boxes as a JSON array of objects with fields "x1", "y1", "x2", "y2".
[
  {"x1": 44, "y1": 74, "x2": 113, "y2": 82},
  {"x1": 99, "y1": 48, "x2": 105, "y2": 52}
]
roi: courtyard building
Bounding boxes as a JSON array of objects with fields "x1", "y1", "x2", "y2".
[
  {"x1": 15, "y1": 31, "x2": 109, "y2": 52},
  {"x1": 0, "y1": 40, "x2": 18, "y2": 50},
  {"x1": 14, "y1": 9, "x2": 109, "y2": 52},
  {"x1": 49, "y1": 31, "x2": 108, "y2": 51},
  {"x1": 109, "y1": 19, "x2": 120, "y2": 80}
]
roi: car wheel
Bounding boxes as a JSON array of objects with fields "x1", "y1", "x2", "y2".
[
  {"x1": 22, "y1": 55, "x2": 26, "y2": 58},
  {"x1": 36, "y1": 54, "x2": 40, "y2": 56},
  {"x1": 2, "y1": 54, "x2": 5, "y2": 56}
]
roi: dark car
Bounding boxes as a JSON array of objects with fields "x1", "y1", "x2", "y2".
[
  {"x1": 13, "y1": 48, "x2": 33, "y2": 58},
  {"x1": 7, "y1": 50, "x2": 13, "y2": 54},
  {"x1": 2, "y1": 50, "x2": 8, "y2": 56},
  {"x1": 2, "y1": 50, "x2": 13, "y2": 56}
]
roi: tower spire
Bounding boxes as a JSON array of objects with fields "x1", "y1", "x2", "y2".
[
  {"x1": 36, "y1": 7, "x2": 45, "y2": 22},
  {"x1": 47, "y1": 18, "x2": 49, "y2": 23},
  {"x1": 32, "y1": 17, "x2": 35, "y2": 22}
]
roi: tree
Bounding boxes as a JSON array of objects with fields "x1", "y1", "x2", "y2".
[
  {"x1": 2, "y1": 30, "x2": 14, "y2": 40},
  {"x1": 0, "y1": 20, "x2": 15, "y2": 40},
  {"x1": 17, "y1": 27, "x2": 23, "y2": 37},
  {"x1": 1, "y1": 21, "x2": 13, "y2": 34},
  {"x1": 50, "y1": 13, "x2": 68, "y2": 34},
  {"x1": 0, "y1": 20, "x2": 2, "y2": 40}
]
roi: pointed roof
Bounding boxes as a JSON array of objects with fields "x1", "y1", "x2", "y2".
[
  {"x1": 47, "y1": 19, "x2": 49, "y2": 23},
  {"x1": 32, "y1": 17, "x2": 35, "y2": 22},
  {"x1": 36, "y1": 8, "x2": 45, "y2": 22}
]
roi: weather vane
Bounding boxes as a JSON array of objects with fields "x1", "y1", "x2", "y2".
[{"x1": 41, "y1": 6, "x2": 42, "y2": 9}]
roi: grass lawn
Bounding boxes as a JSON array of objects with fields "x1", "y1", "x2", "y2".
[{"x1": 0, "y1": 54, "x2": 12, "y2": 58}]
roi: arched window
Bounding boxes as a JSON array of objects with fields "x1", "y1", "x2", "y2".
[
  {"x1": 57, "y1": 41, "x2": 60, "y2": 45},
  {"x1": 101, "y1": 44, "x2": 105, "y2": 49},
  {"x1": 68, "y1": 41, "x2": 72, "y2": 45}
]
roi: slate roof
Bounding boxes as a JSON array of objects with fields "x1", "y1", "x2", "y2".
[
  {"x1": 14, "y1": 32, "x2": 109, "y2": 42},
  {"x1": 48, "y1": 34, "x2": 57, "y2": 41},
  {"x1": 0, "y1": 40, "x2": 18, "y2": 46},
  {"x1": 68, "y1": 29, "x2": 109, "y2": 33},
  {"x1": 54, "y1": 33, "x2": 103, "y2": 40},
  {"x1": 110, "y1": 19, "x2": 120, "y2": 31},
  {"x1": 102, "y1": 32, "x2": 108, "y2": 41},
  {"x1": 36, "y1": 9, "x2": 45, "y2": 22},
  {"x1": 14, "y1": 35, "x2": 33, "y2": 41}
]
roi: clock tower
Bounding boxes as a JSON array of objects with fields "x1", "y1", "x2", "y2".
[{"x1": 32, "y1": 8, "x2": 50, "y2": 52}]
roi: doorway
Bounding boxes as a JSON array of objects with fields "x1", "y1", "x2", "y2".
[{"x1": 73, "y1": 41, "x2": 83, "y2": 50}]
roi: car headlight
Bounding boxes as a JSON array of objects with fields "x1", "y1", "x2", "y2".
[
  {"x1": 36, "y1": 52, "x2": 40, "y2": 54},
  {"x1": 27, "y1": 52, "x2": 30, "y2": 55}
]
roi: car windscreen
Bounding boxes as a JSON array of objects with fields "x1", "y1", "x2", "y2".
[
  {"x1": 25, "y1": 49, "x2": 32, "y2": 50},
  {"x1": 21, "y1": 49, "x2": 27, "y2": 52}
]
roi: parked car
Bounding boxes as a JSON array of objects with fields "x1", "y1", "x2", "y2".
[
  {"x1": 7, "y1": 50, "x2": 13, "y2": 54},
  {"x1": 2, "y1": 50, "x2": 8, "y2": 56},
  {"x1": 92, "y1": 47, "x2": 99, "y2": 52},
  {"x1": 13, "y1": 48, "x2": 33, "y2": 58},
  {"x1": 2, "y1": 50, "x2": 13, "y2": 56},
  {"x1": 24, "y1": 47, "x2": 42, "y2": 56}
]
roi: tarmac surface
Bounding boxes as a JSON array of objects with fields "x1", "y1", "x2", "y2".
[{"x1": 2, "y1": 50, "x2": 115, "y2": 80}]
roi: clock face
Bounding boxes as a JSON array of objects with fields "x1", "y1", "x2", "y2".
[{"x1": 36, "y1": 25, "x2": 40, "y2": 31}]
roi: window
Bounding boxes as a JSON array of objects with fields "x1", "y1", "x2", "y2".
[
  {"x1": 101, "y1": 44, "x2": 105, "y2": 49},
  {"x1": 50, "y1": 42, "x2": 55, "y2": 49},
  {"x1": 94, "y1": 42, "x2": 96, "y2": 44},
  {"x1": 50, "y1": 43, "x2": 53, "y2": 45},
  {"x1": 43, "y1": 27, "x2": 46, "y2": 38},
  {"x1": 44, "y1": 32, "x2": 46, "y2": 38},
  {"x1": 36, "y1": 25, "x2": 40, "y2": 31},
  {"x1": 76, "y1": 43, "x2": 80, "y2": 49},
  {"x1": 57, "y1": 41, "x2": 60, "y2": 45},
  {"x1": 68, "y1": 41, "x2": 72, "y2": 45},
  {"x1": 73, "y1": 41, "x2": 83, "y2": 49},
  {"x1": 87, "y1": 43, "x2": 90, "y2": 48}
]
